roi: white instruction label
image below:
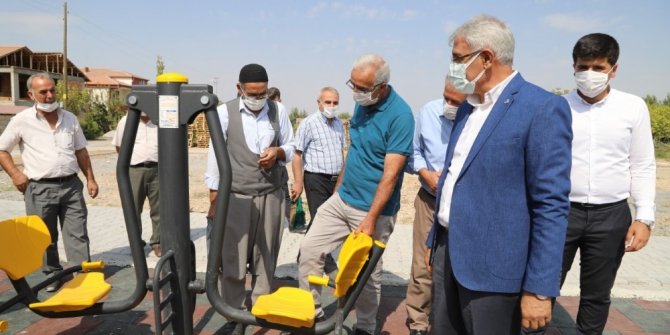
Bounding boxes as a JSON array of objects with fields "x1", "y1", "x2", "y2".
[{"x1": 159, "y1": 95, "x2": 179, "y2": 128}]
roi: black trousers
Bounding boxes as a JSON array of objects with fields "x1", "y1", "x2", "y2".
[
  {"x1": 560, "y1": 200, "x2": 631, "y2": 335},
  {"x1": 303, "y1": 171, "x2": 337, "y2": 230},
  {"x1": 432, "y1": 226, "x2": 522, "y2": 335}
]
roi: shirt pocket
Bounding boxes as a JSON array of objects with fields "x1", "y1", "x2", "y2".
[{"x1": 55, "y1": 130, "x2": 74, "y2": 149}]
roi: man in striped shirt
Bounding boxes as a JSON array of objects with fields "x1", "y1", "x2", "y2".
[{"x1": 290, "y1": 87, "x2": 345, "y2": 231}]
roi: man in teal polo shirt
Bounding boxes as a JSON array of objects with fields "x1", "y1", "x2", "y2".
[{"x1": 297, "y1": 53, "x2": 414, "y2": 335}]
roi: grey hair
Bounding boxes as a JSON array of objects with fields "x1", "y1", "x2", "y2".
[
  {"x1": 27, "y1": 72, "x2": 55, "y2": 91},
  {"x1": 450, "y1": 14, "x2": 515, "y2": 66},
  {"x1": 318, "y1": 86, "x2": 339, "y2": 100},
  {"x1": 352, "y1": 53, "x2": 390, "y2": 85}
]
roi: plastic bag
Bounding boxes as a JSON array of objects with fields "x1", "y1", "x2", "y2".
[{"x1": 289, "y1": 197, "x2": 306, "y2": 232}]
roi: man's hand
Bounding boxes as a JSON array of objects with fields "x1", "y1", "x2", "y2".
[
  {"x1": 207, "y1": 204, "x2": 215, "y2": 220},
  {"x1": 424, "y1": 247, "x2": 432, "y2": 273},
  {"x1": 11, "y1": 172, "x2": 29, "y2": 194},
  {"x1": 625, "y1": 221, "x2": 651, "y2": 252},
  {"x1": 354, "y1": 216, "x2": 376, "y2": 236},
  {"x1": 418, "y1": 169, "x2": 441, "y2": 194},
  {"x1": 290, "y1": 181, "x2": 303, "y2": 201},
  {"x1": 87, "y1": 179, "x2": 99, "y2": 198},
  {"x1": 520, "y1": 292, "x2": 551, "y2": 330},
  {"x1": 258, "y1": 147, "x2": 278, "y2": 170}
]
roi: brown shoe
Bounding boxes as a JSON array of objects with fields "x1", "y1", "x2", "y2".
[{"x1": 152, "y1": 245, "x2": 162, "y2": 257}]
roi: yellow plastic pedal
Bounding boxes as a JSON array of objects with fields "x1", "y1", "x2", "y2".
[
  {"x1": 29, "y1": 272, "x2": 111, "y2": 312},
  {"x1": 81, "y1": 260, "x2": 105, "y2": 272},
  {"x1": 252, "y1": 287, "x2": 315, "y2": 328},
  {"x1": 0, "y1": 320, "x2": 8, "y2": 332},
  {"x1": 333, "y1": 232, "x2": 373, "y2": 297},
  {"x1": 307, "y1": 275, "x2": 329, "y2": 286}
]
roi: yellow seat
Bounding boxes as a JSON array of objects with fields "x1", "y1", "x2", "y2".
[
  {"x1": 0, "y1": 215, "x2": 111, "y2": 313},
  {"x1": 251, "y1": 287, "x2": 315, "y2": 328},
  {"x1": 29, "y1": 271, "x2": 112, "y2": 312},
  {"x1": 0, "y1": 216, "x2": 51, "y2": 280},
  {"x1": 251, "y1": 232, "x2": 375, "y2": 328},
  {"x1": 333, "y1": 233, "x2": 373, "y2": 297}
]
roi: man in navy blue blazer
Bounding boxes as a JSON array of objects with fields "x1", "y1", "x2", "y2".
[{"x1": 429, "y1": 15, "x2": 572, "y2": 334}]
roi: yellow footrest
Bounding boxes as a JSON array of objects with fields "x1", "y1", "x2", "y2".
[
  {"x1": 251, "y1": 287, "x2": 315, "y2": 328},
  {"x1": 29, "y1": 272, "x2": 111, "y2": 312}
]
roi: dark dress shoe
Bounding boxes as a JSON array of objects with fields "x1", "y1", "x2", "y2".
[
  {"x1": 45, "y1": 278, "x2": 62, "y2": 292},
  {"x1": 221, "y1": 321, "x2": 246, "y2": 335},
  {"x1": 354, "y1": 329, "x2": 373, "y2": 335},
  {"x1": 410, "y1": 330, "x2": 428, "y2": 335}
]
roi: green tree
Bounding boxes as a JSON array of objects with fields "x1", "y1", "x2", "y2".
[
  {"x1": 552, "y1": 88, "x2": 571, "y2": 96},
  {"x1": 156, "y1": 55, "x2": 165, "y2": 76},
  {"x1": 646, "y1": 94, "x2": 670, "y2": 159},
  {"x1": 649, "y1": 103, "x2": 670, "y2": 143},
  {"x1": 289, "y1": 107, "x2": 308, "y2": 130},
  {"x1": 644, "y1": 94, "x2": 658, "y2": 106},
  {"x1": 56, "y1": 81, "x2": 124, "y2": 139},
  {"x1": 662, "y1": 93, "x2": 670, "y2": 106},
  {"x1": 338, "y1": 111, "x2": 351, "y2": 120}
]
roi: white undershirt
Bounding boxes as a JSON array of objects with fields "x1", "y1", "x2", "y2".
[{"x1": 437, "y1": 71, "x2": 518, "y2": 227}]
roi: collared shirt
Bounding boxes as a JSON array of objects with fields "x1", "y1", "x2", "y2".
[
  {"x1": 408, "y1": 98, "x2": 454, "y2": 195},
  {"x1": 338, "y1": 86, "x2": 415, "y2": 216},
  {"x1": 0, "y1": 106, "x2": 87, "y2": 180},
  {"x1": 111, "y1": 115, "x2": 158, "y2": 165},
  {"x1": 294, "y1": 111, "x2": 344, "y2": 175},
  {"x1": 437, "y1": 71, "x2": 518, "y2": 227},
  {"x1": 566, "y1": 88, "x2": 656, "y2": 221},
  {"x1": 204, "y1": 99, "x2": 295, "y2": 190}
]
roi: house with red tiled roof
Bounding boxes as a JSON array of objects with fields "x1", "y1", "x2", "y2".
[
  {"x1": 0, "y1": 45, "x2": 88, "y2": 131},
  {"x1": 82, "y1": 67, "x2": 148, "y2": 104}
]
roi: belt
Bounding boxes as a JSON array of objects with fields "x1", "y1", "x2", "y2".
[
  {"x1": 131, "y1": 161, "x2": 158, "y2": 168},
  {"x1": 570, "y1": 199, "x2": 627, "y2": 210},
  {"x1": 33, "y1": 174, "x2": 77, "y2": 183},
  {"x1": 305, "y1": 171, "x2": 338, "y2": 181}
]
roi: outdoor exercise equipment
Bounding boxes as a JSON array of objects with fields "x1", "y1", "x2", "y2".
[
  {"x1": 0, "y1": 72, "x2": 387, "y2": 335},
  {"x1": 121, "y1": 73, "x2": 219, "y2": 334}
]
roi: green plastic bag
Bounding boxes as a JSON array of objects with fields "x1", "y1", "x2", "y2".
[{"x1": 290, "y1": 197, "x2": 306, "y2": 232}]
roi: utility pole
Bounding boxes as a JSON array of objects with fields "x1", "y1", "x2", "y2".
[{"x1": 63, "y1": 0, "x2": 68, "y2": 109}]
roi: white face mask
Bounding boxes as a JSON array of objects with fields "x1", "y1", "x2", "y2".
[
  {"x1": 35, "y1": 101, "x2": 59, "y2": 113},
  {"x1": 322, "y1": 105, "x2": 338, "y2": 118},
  {"x1": 447, "y1": 51, "x2": 485, "y2": 94},
  {"x1": 243, "y1": 95, "x2": 266, "y2": 111},
  {"x1": 353, "y1": 91, "x2": 379, "y2": 106},
  {"x1": 574, "y1": 67, "x2": 614, "y2": 98},
  {"x1": 443, "y1": 102, "x2": 459, "y2": 120}
]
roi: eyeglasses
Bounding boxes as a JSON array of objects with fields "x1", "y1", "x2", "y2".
[
  {"x1": 346, "y1": 79, "x2": 383, "y2": 94},
  {"x1": 451, "y1": 49, "x2": 482, "y2": 64},
  {"x1": 242, "y1": 91, "x2": 268, "y2": 100}
]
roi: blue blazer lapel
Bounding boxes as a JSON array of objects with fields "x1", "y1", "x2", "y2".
[{"x1": 457, "y1": 74, "x2": 525, "y2": 180}]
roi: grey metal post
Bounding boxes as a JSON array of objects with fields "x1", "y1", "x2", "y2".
[{"x1": 156, "y1": 73, "x2": 192, "y2": 334}]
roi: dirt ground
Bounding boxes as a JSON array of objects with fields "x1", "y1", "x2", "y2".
[{"x1": 1, "y1": 141, "x2": 668, "y2": 235}]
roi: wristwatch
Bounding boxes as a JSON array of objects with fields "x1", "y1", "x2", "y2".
[
  {"x1": 535, "y1": 294, "x2": 550, "y2": 301},
  {"x1": 637, "y1": 219, "x2": 655, "y2": 230}
]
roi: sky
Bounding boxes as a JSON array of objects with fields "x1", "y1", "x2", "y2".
[{"x1": 2, "y1": 0, "x2": 669, "y2": 115}]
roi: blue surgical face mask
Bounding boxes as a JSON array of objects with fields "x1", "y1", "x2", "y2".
[{"x1": 447, "y1": 51, "x2": 486, "y2": 94}]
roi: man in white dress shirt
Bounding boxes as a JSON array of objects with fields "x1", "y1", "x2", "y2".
[
  {"x1": 0, "y1": 72, "x2": 99, "y2": 292},
  {"x1": 560, "y1": 33, "x2": 656, "y2": 335},
  {"x1": 112, "y1": 112, "x2": 161, "y2": 256},
  {"x1": 205, "y1": 64, "x2": 294, "y2": 335}
]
